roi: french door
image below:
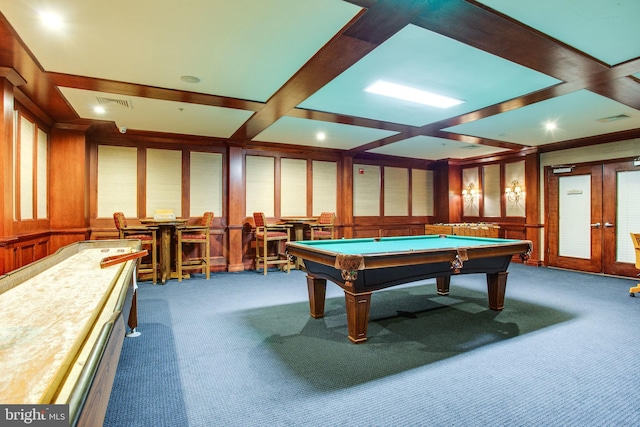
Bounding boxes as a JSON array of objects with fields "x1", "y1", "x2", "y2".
[{"x1": 547, "y1": 161, "x2": 640, "y2": 276}]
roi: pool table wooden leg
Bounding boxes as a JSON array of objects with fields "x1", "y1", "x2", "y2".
[
  {"x1": 344, "y1": 290, "x2": 372, "y2": 344},
  {"x1": 306, "y1": 275, "x2": 327, "y2": 318},
  {"x1": 436, "y1": 276, "x2": 451, "y2": 295},
  {"x1": 486, "y1": 271, "x2": 508, "y2": 310}
]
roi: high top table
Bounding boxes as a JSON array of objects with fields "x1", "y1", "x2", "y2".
[
  {"x1": 140, "y1": 218, "x2": 188, "y2": 283},
  {"x1": 279, "y1": 216, "x2": 317, "y2": 241}
]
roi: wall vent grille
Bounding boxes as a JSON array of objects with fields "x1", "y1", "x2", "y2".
[{"x1": 597, "y1": 113, "x2": 630, "y2": 123}]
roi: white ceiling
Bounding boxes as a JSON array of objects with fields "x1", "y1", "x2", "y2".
[
  {"x1": 443, "y1": 89, "x2": 640, "y2": 146},
  {"x1": 1, "y1": 0, "x2": 639, "y2": 160},
  {"x1": 476, "y1": 0, "x2": 640, "y2": 66}
]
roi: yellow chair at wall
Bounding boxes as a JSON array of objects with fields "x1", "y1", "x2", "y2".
[
  {"x1": 253, "y1": 212, "x2": 290, "y2": 275},
  {"x1": 113, "y1": 212, "x2": 158, "y2": 284},
  {"x1": 307, "y1": 212, "x2": 335, "y2": 240},
  {"x1": 630, "y1": 233, "x2": 640, "y2": 297},
  {"x1": 176, "y1": 212, "x2": 214, "y2": 282}
]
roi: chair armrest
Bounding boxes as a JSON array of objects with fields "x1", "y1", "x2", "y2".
[
  {"x1": 124, "y1": 225, "x2": 158, "y2": 231},
  {"x1": 269, "y1": 224, "x2": 291, "y2": 230},
  {"x1": 178, "y1": 225, "x2": 209, "y2": 230}
]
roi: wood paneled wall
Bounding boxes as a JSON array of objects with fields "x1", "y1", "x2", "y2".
[
  {"x1": 0, "y1": 120, "x2": 546, "y2": 273},
  {"x1": 0, "y1": 77, "x2": 549, "y2": 274}
]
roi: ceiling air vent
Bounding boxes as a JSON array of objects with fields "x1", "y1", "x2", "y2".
[
  {"x1": 96, "y1": 96, "x2": 133, "y2": 109},
  {"x1": 597, "y1": 113, "x2": 630, "y2": 123}
]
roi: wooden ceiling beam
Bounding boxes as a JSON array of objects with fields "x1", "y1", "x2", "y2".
[{"x1": 231, "y1": 0, "x2": 433, "y2": 143}]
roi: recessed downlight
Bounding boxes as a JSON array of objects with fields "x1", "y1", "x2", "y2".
[
  {"x1": 38, "y1": 11, "x2": 64, "y2": 30},
  {"x1": 180, "y1": 75, "x2": 201, "y2": 84}
]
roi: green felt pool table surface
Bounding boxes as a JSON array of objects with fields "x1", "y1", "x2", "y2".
[{"x1": 291, "y1": 235, "x2": 519, "y2": 254}]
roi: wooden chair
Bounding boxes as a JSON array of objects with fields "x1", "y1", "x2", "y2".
[
  {"x1": 630, "y1": 233, "x2": 640, "y2": 297},
  {"x1": 253, "y1": 212, "x2": 290, "y2": 275},
  {"x1": 307, "y1": 212, "x2": 335, "y2": 240},
  {"x1": 176, "y1": 212, "x2": 214, "y2": 282},
  {"x1": 113, "y1": 212, "x2": 158, "y2": 284}
]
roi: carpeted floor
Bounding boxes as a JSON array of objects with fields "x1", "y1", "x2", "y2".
[{"x1": 104, "y1": 264, "x2": 640, "y2": 426}]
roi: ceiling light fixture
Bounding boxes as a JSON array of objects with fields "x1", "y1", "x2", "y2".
[
  {"x1": 364, "y1": 80, "x2": 464, "y2": 109},
  {"x1": 316, "y1": 132, "x2": 326, "y2": 141},
  {"x1": 544, "y1": 121, "x2": 557, "y2": 131},
  {"x1": 38, "y1": 11, "x2": 64, "y2": 30},
  {"x1": 94, "y1": 106, "x2": 106, "y2": 114}
]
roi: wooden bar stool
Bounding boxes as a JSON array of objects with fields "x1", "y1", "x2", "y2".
[
  {"x1": 307, "y1": 212, "x2": 335, "y2": 240},
  {"x1": 113, "y1": 212, "x2": 158, "y2": 284},
  {"x1": 253, "y1": 212, "x2": 290, "y2": 275},
  {"x1": 176, "y1": 212, "x2": 214, "y2": 282},
  {"x1": 630, "y1": 233, "x2": 640, "y2": 297}
]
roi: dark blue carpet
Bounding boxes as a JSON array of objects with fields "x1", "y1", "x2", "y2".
[{"x1": 104, "y1": 264, "x2": 640, "y2": 426}]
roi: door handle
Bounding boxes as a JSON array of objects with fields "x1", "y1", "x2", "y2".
[
  {"x1": 604, "y1": 222, "x2": 615, "y2": 228},
  {"x1": 590, "y1": 223, "x2": 601, "y2": 228}
]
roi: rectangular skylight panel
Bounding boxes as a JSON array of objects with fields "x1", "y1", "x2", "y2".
[{"x1": 364, "y1": 80, "x2": 464, "y2": 109}]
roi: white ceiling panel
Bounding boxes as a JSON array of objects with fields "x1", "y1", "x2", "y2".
[
  {"x1": 253, "y1": 116, "x2": 399, "y2": 150},
  {"x1": 297, "y1": 24, "x2": 560, "y2": 127},
  {"x1": 368, "y1": 136, "x2": 509, "y2": 161},
  {"x1": 477, "y1": 0, "x2": 640, "y2": 66},
  {"x1": 443, "y1": 90, "x2": 640, "y2": 146},
  {"x1": 0, "y1": 0, "x2": 361, "y2": 102},
  {"x1": 59, "y1": 87, "x2": 254, "y2": 138}
]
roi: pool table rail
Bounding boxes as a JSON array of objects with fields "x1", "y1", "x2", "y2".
[{"x1": 287, "y1": 238, "x2": 532, "y2": 276}]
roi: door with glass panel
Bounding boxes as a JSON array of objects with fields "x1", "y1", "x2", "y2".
[
  {"x1": 547, "y1": 161, "x2": 640, "y2": 275},
  {"x1": 602, "y1": 162, "x2": 640, "y2": 276}
]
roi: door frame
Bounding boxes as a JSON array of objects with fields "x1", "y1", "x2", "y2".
[
  {"x1": 545, "y1": 158, "x2": 639, "y2": 276},
  {"x1": 603, "y1": 161, "x2": 640, "y2": 277},
  {"x1": 546, "y1": 164, "x2": 602, "y2": 272}
]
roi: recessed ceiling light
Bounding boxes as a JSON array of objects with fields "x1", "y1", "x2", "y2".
[
  {"x1": 364, "y1": 80, "x2": 464, "y2": 109},
  {"x1": 316, "y1": 132, "x2": 326, "y2": 141},
  {"x1": 94, "y1": 106, "x2": 106, "y2": 114},
  {"x1": 38, "y1": 11, "x2": 64, "y2": 30},
  {"x1": 544, "y1": 121, "x2": 557, "y2": 131},
  {"x1": 180, "y1": 75, "x2": 201, "y2": 84}
]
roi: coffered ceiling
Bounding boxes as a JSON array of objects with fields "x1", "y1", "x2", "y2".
[{"x1": 1, "y1": 0, "x2": 639, "y2": 161}]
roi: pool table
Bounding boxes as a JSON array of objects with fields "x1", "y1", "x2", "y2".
[{"x1": 286, "y1": 235, "x2": 532, "y2": 343}]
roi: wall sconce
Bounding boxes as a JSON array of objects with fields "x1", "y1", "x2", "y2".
[
  {"x1": 462, "y1": 183, "x2": 478, "y2": 204},
  {"x1": 505, "y1": 180, "x2": 523, "y2": 204}
]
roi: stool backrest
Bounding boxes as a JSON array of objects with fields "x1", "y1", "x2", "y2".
[
  {"x1": 631, "y1": 233, "x2": 640, "y2": 269},
  {"x1": 113, "y1": 212, "x2": 127, "y2": 230},
  {"x1": 202, "y1": 212, "x2": 214, "y2": 227},
  {"x1": 253, "y1": 212, "x2": 266, "y2": 228},
  {"x1": 318, "y1": 212, "x2": 335, "y2": 225}
]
